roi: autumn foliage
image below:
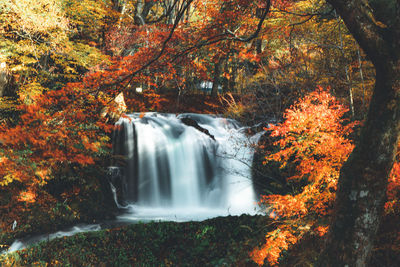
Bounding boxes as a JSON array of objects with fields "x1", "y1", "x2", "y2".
[
  {"x1": 0, "y1": 83, "x2": 113, "y2": 186},
  {"x1": 0, "y1": 0, "x2": 397, "y2": 265},
  {"x1": 251, "y1": 87, "x2": 400, "y2": 265},
  {"x1": 251, "y1": 88, "x2": 357, "y2": 265},
  {"x1": 386, "y1": 143, "x2": 400, "y2": 214}
]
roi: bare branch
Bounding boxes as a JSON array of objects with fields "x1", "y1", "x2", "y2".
[{"x1": 271, "y1": 7, "x2": 334, "y2": 18}]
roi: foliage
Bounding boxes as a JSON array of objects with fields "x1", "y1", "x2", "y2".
[
  {"x1": 0, "y1": 0, "x2": 69, "y2": 39},
  {"x1": 219, "y1": 93, "x2": 248, "y2": 120},
  {"x1": 236, "y1": 0, "x2": 375, "y2": 121},
  {"x1": 0, "y1": 0, "x2": 396, "y2": 265},
  {"x1": 251, "y1": 88, "x2": 357, "y2": 265},
  {"x1": 386, "y1": 142, "x2": 400, "y2": 215},
  {"x1": 0, "y1": 0, "x2": 110, "y2": 103},
  {"x1": 0, "y1": 83, "x2": 113, "y2": 186},
  {"x1": 0, "y1": 165, "x2": 115, "y2": 249}
]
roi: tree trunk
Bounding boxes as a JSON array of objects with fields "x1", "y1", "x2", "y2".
[
  {"x1": 134, "y1": 0, "x2": 156, "y2": 25},
  {"x1": 134, "y1": 0, "x2": 146, "y2": 25},
  {"x1": 167, "y1": 0, "x2": 176, "y2": 25},
  {"x1": 111, "y1": 0, "x2": 125, "y2": 13},
  {"x1": 229, "y1": 61, "x2": 237, "y2": 92},
  {"x1": 211, "y1": 59, "x2": 222, "y2": 98},
  {"x1": 336, "y1": 11, "x2": 355, "y2": 118},
  {"x1": 0, "y1": 62, "x2": 9, "y2": 97},
  {"x1": 222, "y1": 61, "x2": 230, "y2": 94},
  {"x1": 357, "y1": 48, "x2": 366, "y2": 113},
  {"x1": 318, "y1": 0, "x2": 400, "y2": 265},
  {"x1": 318, "y1": 60, "x2": 400, "y2": 266}
]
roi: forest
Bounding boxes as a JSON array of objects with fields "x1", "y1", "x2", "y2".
[{"x1": 0, "y1": 0, "x2": 399, "y2": 266}]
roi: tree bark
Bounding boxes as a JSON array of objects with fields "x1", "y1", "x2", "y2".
[
  {"x1": 134, "y1": 0, "x2": 146, "y2": 25},
  {"x1": 318, "y1": 0, "x2": 400, "y2": 266},
  {"x1": 0, "y1": 62, "x2": 10, "y2": 97},
  {"x1": 0, "y1": 62, "x2": 11, "y2": 97},
  {"x1": 211, "y1": 59, "x2": 222, "y2": 98},
  {"x1": 111, "y1": 0, "x2": 125, "y2": 13},
  {"x1": 318, "y1": 60, "x2": 400, "y2": 267},
  {"x1": 357, "y1": 48, "x2": 366, "y2": 113}
]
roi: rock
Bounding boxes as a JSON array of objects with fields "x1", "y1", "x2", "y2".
[
  {"x1": 180, "y1": 117, "x2": 215, "y2": 140},
  {"x1": 107, "y1": 166, "x2": 127, "y2": 207},
  {"x1": 101, "y1": 92, "x2": 127, "y2": 123},
  {"x1": 251, "y1": 130, "x2": 291, "y2": 199}
]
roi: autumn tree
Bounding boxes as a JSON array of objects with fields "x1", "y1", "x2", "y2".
[
  {"x1": 102, "y1": 0, "x2": 274, "y2": 98},
  {"x1": 234, "y1": 0, "x2": 376, "y2": 122},
  {"x1": 251, "y1": 88, "x2": 356, "y2": 265},
  {"x1": 316, "y1": 0, "x2": 400, "y2": 266},
  {"x1": 0, "y1": 0, "x2": 112, "y2": 108},
  {"x1": 0, "y1": 82, "x2": 113, "y2": 187},
  {"x1": 0, "y1": 0, "x2": 115, "y2": 187}
]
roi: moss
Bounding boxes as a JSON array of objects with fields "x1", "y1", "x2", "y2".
[{"x1": 1, "y1": 215, "x2": 272, "y2": 266}]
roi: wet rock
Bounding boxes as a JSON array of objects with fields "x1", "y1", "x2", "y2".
[
  {"x1": 180, "y1": 117, "x2": 215, "y2": 140},
  {"x1": 251, "y1": 130, "x2": 291, "y2": 199}
]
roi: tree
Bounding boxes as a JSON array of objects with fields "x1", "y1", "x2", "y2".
[
  {"x1": 0, "y1": 0, "x2": 114, "y2": 186},
  {"x1": 317, "y1": 0, "x2": 400, "y2": 266},
  {"x1": 251, "y1": 88, "x2": 356, "y2": 266},
  {"x1": 0, "y1": 82, "x2": 113, "y2": 187},
  {"x1": 102, "y1": 0, "x2": 273, "y2": 96}
]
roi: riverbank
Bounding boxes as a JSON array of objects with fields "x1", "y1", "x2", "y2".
[
  {"x1": 1, "y1": 214, "x2": 272, "y2": 266},
  {"x1": 0, "y1": 170, "x2": 116, "y2": 251}
]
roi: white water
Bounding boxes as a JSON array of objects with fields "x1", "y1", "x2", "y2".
[
  {"x1": 112, "y1": 113, "x2": 260, "y2": 221},
  {"x1": 5, "y1": 224, "x2": 101, "y2": 253}
]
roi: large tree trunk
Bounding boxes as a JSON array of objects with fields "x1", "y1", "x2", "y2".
[
  {"x1": 318, "y1": 60, "x2": 400, "y2": 266},
  {"x1": 318, "y1": 0, "x2": 400, "y2": 266}
]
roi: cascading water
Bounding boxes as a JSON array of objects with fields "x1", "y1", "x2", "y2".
[
  {"x1": 111, "y1": 113, "x2": 261, "y2": 221},
  {"x1": 3, "y1": 113, "x2": 262, "y2": 254}
]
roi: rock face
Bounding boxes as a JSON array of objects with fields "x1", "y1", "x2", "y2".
[
  {"x1": 101, "y1": 92, "x2": 127, "y2": 123},
  {"x1": 107, "y1": 166, "x2": 128, "y2": 207},
  {"x1": 251, "y1": 131, "x2": 291, "y2": 200}
]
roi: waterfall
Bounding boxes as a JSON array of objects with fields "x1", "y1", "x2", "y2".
[
  {"x1": 4, "y1": 113, "x2": 261, "y2": 254},
  {"x1": 111, "y1": 113, "x2": 259, "y2": 221}
]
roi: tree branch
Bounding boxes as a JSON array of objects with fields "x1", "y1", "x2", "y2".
[
  {"x1": 225, "y1": 0, "x2": 271, "y2": 42},
  {"x1": 117, "y1": 0, "x2": 272, "y2": 90},
  {"x1": 145, "y1": 0, "x2": 180, "y2": 24},
  {"x1": 326, "y1": 0, "x2": 390, "y2": 65},
  {"x1": 119, "y1": 0, "x2": 194, "y2": 90}
]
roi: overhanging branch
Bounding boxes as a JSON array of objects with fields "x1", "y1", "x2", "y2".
[{"x1": 116, "y1": 0, "x2": 272, "y2": 91}]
